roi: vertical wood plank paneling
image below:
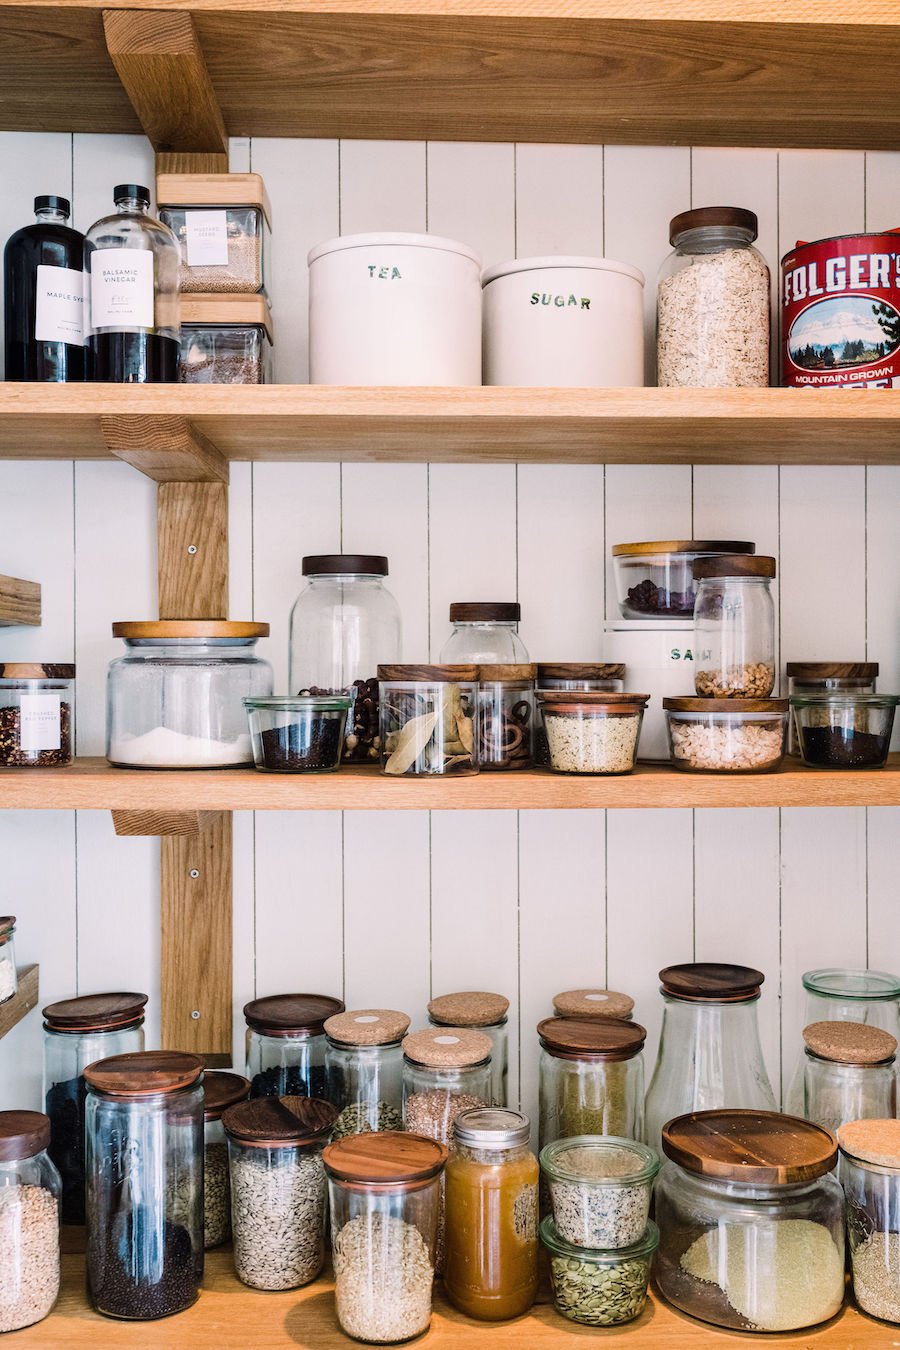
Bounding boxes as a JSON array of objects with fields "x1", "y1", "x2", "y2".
[
  {"x1": 426, "y1": 142, "x2": 514, "y2": 271},
  {"x1": 866, "y1": 467, "x2": 900, "y2": 748},
  {"x1": 72, "y1": 134, "x2": 155, "y2": 234},
  {"x1": 515, "y1": 145, "x2": 604, "y2": 257},
  {"x1": 339, "y1": 141, "x2": 426, "y2": 235}
]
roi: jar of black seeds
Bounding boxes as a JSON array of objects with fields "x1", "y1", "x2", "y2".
[{"x1": 244, "y1": 993, "x2": 344, "y2": 1100}]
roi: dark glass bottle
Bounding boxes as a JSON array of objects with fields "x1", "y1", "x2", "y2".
[
  {"x1": 84, "y1": 184, "x2": 180, "y2": 383},
  {"x1": 4, "y1": 195, "x2": 86, "y2": 381}
]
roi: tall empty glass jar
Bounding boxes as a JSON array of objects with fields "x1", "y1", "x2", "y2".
[
  {"x1": 201, "y1": 1070, "x2": 250, "y2": 1249},
  {"x1": 0, "y1": 1111, "x2": 61, "y2": 1332},
  {"x1": 440, "y1": 602, "x2": 528, "y2": 663},
  {"x1": 428, "y1": 991, "x2": 510, "y2": 1107},
  {"x1": 244, "y1": 993, "x2": 344, "y2": 1100},
  {"x1": 693, "y1": 556, "x2": 776, "y2": 698},
  {"x1": 538, "y1": 1017, "x2": 647, "y2": 1149},
  {"x1": 325, "y1": 1008, "x2": 410, "y2": 1136},
  {"x1": 801, "y1": 1021, "x2": 897, "y2": 1134},
  {"x1": 839, "y1": 1118, "x2": 900, "y2": 1325}
]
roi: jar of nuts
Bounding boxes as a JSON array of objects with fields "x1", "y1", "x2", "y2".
[{"x1": 693, "y1": 555, "x2": 776, "y2": 698}]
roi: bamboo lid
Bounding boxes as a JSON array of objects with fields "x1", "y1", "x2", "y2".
[
  {"x1": 43, "y1": 991, "x2": 148, "y2": 1033},
  {"x1": 402, "y1": 1027, "x2": 492, "y2": 1068},
  {"x1": 113, "y1": 620, "x2": 269, "y2": 639},
  {"x1": 0, "y1": 663, "x2": 75, "y2": 679},
  {"x1": 537, "y1": 1017, "x2": 647, "y2": 1062},
  {"x1": 663, "y1": 697, "x2": 788, "y2": 714},
  {"x1": 203, "y1": 1070, "x2": 251, "y2": 1121},
  {"x1": 156, "y1": 171, "x2": 272, "y2": 226},
  {"x1": 660, "y1": 963, "x2": 765, "y2": 1002},
  {"x1": 223, "y1": 1095, "x2": 337, "y2": 1149},
  {"x1": 692, "y1": 554, "x2": 776, "y2": 580},
  {"x1": 181, "y1": 293, "x2": 274, "y2": 342},
  {"x1": 449, "y1": 602, "x2": 520, "y2": 622},
  {"x1": 324, "y1": 1131, "x2": 447, "y2": 1185},
  {"x1": 786, "y1": 662, "x2": 879, "y2": 680},
  {"x1": 552, "y1": 989, "x2": 635, "y2": 1019},
  {"x1": 477, "y1": 664, "x2": 537, "y2": 682},
  {"x1": 663, "y1": 1109, "x2": 837, "y2": 1184},
  {"x1": 428, "y1": 992, "x2": 510, "y2": 1028},
  {"x1": 538, "y1": 663, "x2": 625, "y2": 681},
  {"x1": 243, "y1": 993, "x2": 345, "y2": 1037},
  {"x1": 611, "y1": 540, "x2": 754, "y2": 557},
  {"x1": 0, "y1": 1111, "x2": 51, "y2": 1163},
  {"x1": 378, "y1": 663, "x2": 478, "y2": 683},
  {"x1": 84, "y1": 1051, "x2": 203, "y2": 1098},
  {"x1": 325, "y1": 1009, "x2": 411, "y2": 1046},
  {"x1": 838, "y1": 1119, "x2": 900, "y2": 1169},
  {"x1": 803, "y1": 1021, "x2": 897, "y2": 1066}
]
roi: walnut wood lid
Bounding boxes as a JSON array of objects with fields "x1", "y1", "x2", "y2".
[
  {"x1": 538, "y1": 663, "x2": 625, "y2": 681},
  {"x1": 669, "y1": 207, "x2": 758, "y2": 242},
  {"x1": 692, "y1": 554, "x2": 776, "y2": 580},
  {"x1": 552, "y1": 989, "x2": 635, "y2": 1020},
  {"x1": 43, "y1": 991, "x2": 148, "y2": 1033},
  {"x1": 786, "y1": 662, "x2": 879, "y2": 680},
  {"x1": 838, "y1": 1119, "x2": 900, "y2": 1169},
  {"x1": 538, "y1": 691, "x2": 650, "y2": 706},
  {"x1": 84, "y1": 1050, "x2": 203, "y2": 1098},
  {"x1": 477, "y1": 664, "x2": 537, "y2": 682},
  {"x1": 611, "y1": 540, "x2": 755, "y2": 557},
  {"x1": 537, "y1": 1017, "x2": 647, "y2": 1061},
  {"x1": 660, "y1": 963, "x2": 765, "y2": 1002},
  {"x1": 402, "y1": 1027, "x2": 492, "y2": 1068},
  {"x1": 0, "y1": 1111, "x2": 51, "y2": 1163},
  {"x1": 243, "y1": 993, "x2": 345, "y2": 1038},
  {"x1": 663, "y1": 697, "x2": 788, "y2": 714},
  {"x1": 663, "y1": 1109, "x2": 837, "y2": 1184},
  {"x1": 428, "y1": 992, "x2": 510, "y2": 1028},
  {"x1": 0, "y1": 663, "x2": 75, "y2": 679},
  {"x1": 325, "y1": 1009, "x2": 411, "y2": 1047},
  {"x1": 323, "y1": 1130, "x2": 448, "y2": 1186},
  {"x1": 203, "y1": 1070, "x2": 251, "y2": 1121},
  {"x1": 302, "y1": 554, "x2": 388, "y2": 576},
  {"x1": 181, "y1": 293, "x2": 274, "y2": 342},
  {"x1": 803, "y1": 1021, "x2": 897, "y2": 1066},
  {"x1": 449, "y1": 602, "x2": 520, "y2": 622},
  {"x1": 378, "y1": 663, "x2": 479, "y2": 683},
  {"x1": 156, "y1": 171, "x2": 272, "y2": 226},
  {"x1": 113, "y1": 620, "x2": 269, "y2": 639},
  {"x1": 223, "y1": 1095, "x2": 338, "y2": 1148}
]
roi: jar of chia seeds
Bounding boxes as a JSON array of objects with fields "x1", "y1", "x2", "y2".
[
  {"x1": 838, "y1": 1119, "x2": 900, "y2": 1325},
  {"x1": 534, "y1": 665, "x2": 625, "y2": 766},
  {"x1": 244, "y1": 993, "x2": 344, "y2": 1100},
  {"x1": 201, "y1": 1070, "x2": 250, "y2": 1249},
  {"x1": 427, "y1": 991, "x2": 510, "y2": 1107},
  {"x1": 785, "y1": 663, "x2": 878, "y2": 755},
  {"x1": 537, "y1": 1018, "x2": 647, "y2": 1151},
  {"x1": 0, "y1": 916, "x2": 16, "y2": 1004},
  {"x1": 0, "y1": 663, "x2": 74, "y2": 766},
  {"x1": 0, "y1": 1111, "x2": 61, "y2": 1333},
  {"x1": 325, "y1": 1009, "x2": 410, "y2": 1136},
  {"x1": 379, "y1": 664, "x2": 479, "y2": 776},
  {"x1": 476, "y1": 664, "x2": 536, "y2": 770},
  {"x1": 179, "y1": 294, "x2": 273, "y2": 384}
]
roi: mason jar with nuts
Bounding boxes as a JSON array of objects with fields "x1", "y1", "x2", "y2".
[{"x1": 693, "y1": 555, "x2": 776, "y2": 698}]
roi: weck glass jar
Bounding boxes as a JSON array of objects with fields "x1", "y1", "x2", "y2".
[
  {"x1": 428, "y1": 991, "x2": 510, "y2": 1107},
  {"x1": 0, "y1": 663, "x2": 74, "y2": 766},
  {"x1": 0, "y1": 916, "x2": 16, "y2": 1004},
  {"x1": 656, "y1": 1110, "x2": 844, "y2": 1332},
  {"x1": 644, "y1": 963, "x2": 776, "y2": 1158},
  {"x1": 444, "y1": 1108, "x2": 538, "y2": 1321},
  {"x1": 244, "y1": 993, "x2": 344, "y2": 1100},
  {"x1": 0, "y1": 1111, "x2": 61, "y2": 1333},
  {"x1": 534, "y1": 664, "x2": 625, "y2": 766},
  {"x1": 477, "y1": 664, "x2": 535, "y2": 770},
  {"x1": 42, "y1": 991, "x2": 147, "y2": 1225},
  {"x1": 325, "y1": 1008, "x2": 410, "y2": 1136},
  {"x1": 542, "y1": 1214, "x2": 659, "y2": 1327},
  {"x1": 801, "y1": 1021, "x2": 897, "y2": 1134},
  {"x1": 537, "y1": 691, "x2": 649, "y2": 775},
  {"x1": 379, "y1": 664, "x2": 479, "y2": 776},
  {"x1": 538, "y1": 1017, "x2": 647, "y2": 1150},
  {"x1": 440, "y1": 602, "x2": 529, "y2": 663},
  {"x1": 84, "y1": 1051, "x2": 204, "y2": 1319},
  {"x1": 839, "y1": 1118, "x2": 900, "y2": 1325},
  {"x1": 324, "y1": 1130, "x2": 448, "y2": 1344},
  {"x1": 201, "y1": 1070, "x2": 250, "y2": 1249},
  {"x1": 106, "y1": 621, "x2": 271, "y2": 767},
  {"x1": 693, "y1": 556, "x2": 776, "y2": 698},
  {"x1": 785, "y1": 662, "x2": 878, "y2": 755}
]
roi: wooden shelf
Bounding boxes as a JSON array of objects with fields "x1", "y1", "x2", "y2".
[
  {"x1": 0, "y1": 964, "x2": 39, "y2": 1040},
  {"x1": 2, "y1": 3, "x2": 900, "y2": 150},
  {"x1": 0, "y1": 573, "x2": 40, "y2": 626},
  {"x1": 14, "y1": 1243, "x2": 889, "y2": 1348},
  {"x1": 1, "y1": 757, "x2": 898, "y2": 811},
  {"x1": 2, "y1": 385, "x2": 900, "y2": 467}
]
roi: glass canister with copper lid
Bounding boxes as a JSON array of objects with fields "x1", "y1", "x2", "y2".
[
  {"x1": 801, "y1": 1021, "x2": 897, "y2": 1135},
  {"x1": 244, "y1": 992, "x2": 344, "y2": 1100},
  {"x1": 325, "y1": 1008, "x2": 410, "y2": 1136},
  {"x1": 201, "y1": 1070, "x2": 250, "y2": 1249},
  {"x1": 537, "y1": 1017, "x2": 647, "y2": 1150},
  {"x1": 427, "y1": 992, "x2": 510, "y2": 1107}
]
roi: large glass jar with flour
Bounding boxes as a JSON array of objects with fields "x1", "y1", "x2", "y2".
[{"x1": 106, "y1": 621, "x2": 272, "y2": 767}]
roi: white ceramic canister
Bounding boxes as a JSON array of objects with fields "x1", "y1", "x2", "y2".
[
  {"x1": 482, "y1": 256, "x2": 645, "y2": 387},
  {"x1": 602, "y1": 620, "x2": 695, "y2": 762},
  {"x1": 308, "y1": 232, "x2": 482, "y2": 385}
]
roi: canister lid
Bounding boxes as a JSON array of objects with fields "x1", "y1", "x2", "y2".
[
  {"x1": 538, "y1": 663, "x2": 625, "y2": 681},
  {"x1": 611, "y1": 540, "x2": 755, "y2": 557},
  {"x1": 552, "y1": 989, "x2": 635, "y2": 1020},
  {"x1": 203, "y1": 1070, "x2": 251, "y2": 1121},
  {"x1": 663, "y1": 1109, "x2": 837, "y2": 1183},
  {"x1": 223, "y1": 1095, "x2": 338, "y2": 1148},
  {"x1": 476, "y1": 664, "x2": 537, "y2": 682},
  {"x1": 538, "y1": 691, "x2": 650, "y2": 706},
  {"x1": 0, "y1": 663, "x2": 75, "y2": 678},
  {"x1": 669, "y1": 206, "x2": 759, "y2": 243},
  {"x1": 308, "y1": 232, "x2": 481, "y2": 267},
  {"x1": 803, "y1": 1021, "x2": 897, "y2": 1066},
  {"x1": 0, "y1": 1111, "x2": 51, "y2": 1163},
  {"x1": 537, "y1": 1017, "x2": 647, "y2": 1061},
  {"x1": 659, "y1": 962, "x2": 765, "y2": 1002},
  {"x1": 42, "y1": 991, "x2": 148, "y2": 1033},
  {"x1": 243, "y1": 993, "x2": 345, "y2": 1037},
  {"x1": 302, "y1": 554, "x2": 388, "y2": 577},
  {"x1": 786, "y1": 662, "x2": 879, "y2": 680},
  {"x1": 449, "y1": 602, "x2": 520, "y2": 623},
  {"x1": 481, "y1": 255, "x2": 645, "y2": 286},
  {"x1": 325, "y1": 1009, "x2": 411, "y2": 1046},
  {"x1": 838, "y1": 1119, "x2": 900, "y2": 1168},
  {"x1": 454, "y1": 1108, "x2": 530, "y2": 1149},
  {"x1": 84, "y1": 1050, "x2": 203, "y2": 1098},
  {"x1": 428, "y1": 992, "x2": 509, "y2": 1028},
  {"x1": 112, "y1": 620, "x2": 269, "y2": 639},
  {"x1": 402, "y1": 1027, "x2": 492, "y2": 1068},
  {"x1": 663, "y1": 697, "x2": 788, "y2": 714},
  {"x1": 323, "y1": 1130, "x2": 448, "y2": 1185},
  {"x1": 156, "y1": 171, "x2": 272, "y2": 226},
  {"x1": 181, "y1": 293, "x2": 274, "y2": 342},
  {"x1": 378, "y1": 663, "x2": 478, "y2": 683},
  {"x1": 692, "y1": 554, "x2": 776, "y2": 580}
]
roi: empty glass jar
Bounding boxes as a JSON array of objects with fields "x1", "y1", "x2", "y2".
[
  {"x1": 477, "y1": 664, "x2": 535, "y2": 770},
  {"x1": 201, "y1": 1070, "x2": 250, "y2": 1249},
  {"x1": 801, "y1": 1021, "x2": 897, "y2": 1134},
  {"x1": 839, "y1": 1118, "x2": 900, "y2": 1325},
  {"x1": 428, "y1": 991, "x2": 510, "y2": 1107},
  {"x1": 693, "y1": 556, "x2": 776, "y2": 698},
  {"x1": 0, "y1": 916, "x2": 16, "y2": 1004},
  {"x1": 325, "y1": 1008, "x2": 410, "y2": 1136},
  {"x1": 379, "y1": 664, "x2": 479, "y2": 776},
  {"x1": 0, "y1": 1111, "x2": 61, "y2": 1332},
  {"x1": 440, "y1": 602, "x2": 529, "y2": 663},
  {"x1": 244, "y1": 993, "x2": 344, "y2": 1100},
  {"x1": 538, "y1": 1017, "x2": 647, "y2": 1150}
]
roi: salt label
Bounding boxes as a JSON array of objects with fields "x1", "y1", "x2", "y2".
[
  {"x1": 185, "y1": 211, "x2": 229, "y2": 267},
  {"x1": 19, "y1": 693, "x2": 61, "y2": 752}
]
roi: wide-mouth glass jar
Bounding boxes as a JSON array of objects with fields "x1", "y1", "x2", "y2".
[
  {"x1": 244, "y1": 993, "x2": 344, "y2": 1100},
  {"x1": 0, "y1": 916, "x2": 16, "y2": 1004},
  {"x1": 157, "y1": 172, "x2": 271, "y2": 294},
  {"x1": 541, "y1": 1215, "x2": 659, "y2": 1328},
  {"x1": 801, "y1": 1021, "x2": 897, "y2": 1134},
  {"x1": 0, "y1": 663, "x2": 74, "y2": 766},
  {"x1": 537, "y1": 1017, "x2": 647, "y2": 1151},
  {"x1": 107, "y1": 621, "x2": 271, "y2": 768},
  {"x1": 244, "y1": 694, "x2": 351, "y2": 772},
  {"x1": 656, "y1": 1109, "x2": 844, "y2": 1332},
  {"x1": 476, "y1": 664, "x2": 535, "y2": 770},
  {"x1": 552, "y1": 988, "x2": 635, "y2": 1020},
  {"x1": 201, "y1": 1070, "x2": 250, "y2": 1249},
  {"x1": 379, "y1": 664, "x2": 479, "y2": 776},
  {"x1": 693, "y1": 555, "x2": 776, "y2": 698},
  {"x1": 537, "y1": 691, "x2": 649, "y2": 774},
  {"x1": 791, "y1": 693, "x2": 899, "y2": 769},
  {"x1": 785, "y1": 662, "x2": 878, "y2": 755},
  {"x1": 839, "y1": 1118, "x2": 900, "y2": 1324},
  {"x1": 540, "y1": 1135, "x2": 659, "y2": 1249},
  {"x1": 42, "y1": 991, "x2": 147, "y2": 1225},
  {"x1": 439, "y1": 602, "x2": 528, "y2": 663},
  {"x1": 427, "y1": 991, "x2": 510, "y2": 1108},
  {"x1": 325, "y1": 1008, "x2": 410, "y2": 1136},
  {"x1": 664, "y1": 696, "x2": 789, "y2": 772},
  {"x1": 0, "y1": 1110, "x2": 61, "y2": 1333},
  {"x1": 179, "y1": 294, "x2": 273, "y2": 383},
  {"x1": 611, "y1": 541, "x2": 755, "y2": 618},
  {"x1": 534, "y1": 665, "x2": 625, "y2": 765}
]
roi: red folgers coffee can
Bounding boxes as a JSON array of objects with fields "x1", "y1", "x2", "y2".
[{"x1": 781, "y1": 231, "x2": 900, "y2": 387}]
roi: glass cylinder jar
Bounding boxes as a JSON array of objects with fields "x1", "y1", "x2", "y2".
[
  {"x1": 0, "y1": 916, "x2": 16, "y2": 1004},
  {"x1": 538, "y1": 1018, "x2": 647, "y2": 1151},
  {"x1": 534, "y1": 664, "x2": 624, "y2": 766},
  {"x1": 324, "y1": 1130, "x2": 448, "y2": 1344},
  {"x1": 244, "y1": 993, "x2": 344, "y2": 1100},
  {"x1": 693, "y1": 556, "x2": 776, "y2": 698},
  {"x1": 223, "y1": 1096, "x2": 336, "y2": 1290},
  {"x1": 537, "y1": 691, "x2": 649, "y2": 775},
  {"x1": 657, "y1": 206, "x2": 770, "y2": 388},
  {"x1": 0, "y1": 1111, "x2": 61, "y2": 1332},
  {"x1": 541, "y1": 1135, "x2": 658, "y2": 1249},
  {"x1": 325, "y1": 1008, "x2": 410, "y2": 1136},
  {"x1": 0, "y1": 663, "x2": 74, "y2": 766},
  {"x1": 801, "y1": 1020, "x2": 897, "y2": 1134},
  {"x1": 664, "y1": 697, "x2": 789, "y2": 773},
  {"x1": 84, "y1": 1051, "x2": 204, "y2": 1320},
  {"x1": 552, "y1": 988, "x2": 635, "y2": 1021},
  {"x1": 611, "y1": 541, "x2": 756, "y2": 619},
  {"x1": 839, "y1": 1118, "x2": 900, "y2": 1324},
  {"x1": 785, "y1": 662, "x2": 878, "y2": 755},
  {"x1": 791, "y1": 693, "x2": 899, "y2": 770},
  {"x1": 542, "y1": 1214, "x2": 659, "y2": 1328},
  {"x1": 476, "y1": 664, "x2": 535, "y2": 770},
  {"x1": 201, "y1": 1071, "x2": 249, "y2": 1249},
  {"x1": 655, "y1": 1109, "x2": 844, "y2": 1332},
  {"x1": 42, "y1": 991, "x2": 147, "y2": 1225},
  {"x1": 427, "y1": 991, "x2": 510, "y2": 1107},
  {"x1": 289, "y1": 554, "x2": 402, "y2": 765},
  {"x1": 439, "y1": 602, "x2": 529, "y2": 663},
  {"x1": 379, "y1": 664, "x2": 479, "y2": 776},
  {"x1": 444, "y1": 1108, "x2": 538, "y2": 1321},
  {"x1": 644, "y1": 963, "x2": 776, "y2": 1158},
  {"x1": 106, "y1": 621, "x2": 272, "y2": 768},
  {"x1": 245, "y1": 694, "x2": 351, "y2": 773}
]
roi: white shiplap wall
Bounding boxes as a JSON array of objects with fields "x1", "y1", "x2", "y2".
[{"x1": 0, "y1": 133, "x2": 898, "y2": 1136}]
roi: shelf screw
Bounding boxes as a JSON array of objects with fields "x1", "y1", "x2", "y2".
[
  {"x1": 187, "y1": 544, "x2": 198, "y2": 555},
  {"x1": 191, "y1": 1010, "x2": 201, "y2": 1020},
  {"x1": 189, "y1": 868, "x2": 200, "y2": 879}
]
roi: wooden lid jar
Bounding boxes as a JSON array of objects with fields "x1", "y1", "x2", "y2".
[
  {"x1": 0, "y1": 1110, "x2": 60, "y2": 1332},
  {"x1": 157, "y1": 173, "x2": 271, "y2": 294},
  {"x1": 0, "y1": 665, "x2": 74, "y2": 768},
  {"x1": 244, "y1": 993, "x2": 345, "y2": 1102},
  {"x1": 180, "y1": 294, "x2": 274, "y2": 385},
  {"x1": 441, "y1": 602, "x2": 529, "y2": 664},
  {"x1": 378, "y1": 666, "x2": 479, "y2": 779},
  {"x1": 611, "y1": 540, "x2": 755, "y2": 619},
  {"x1": 536, "y1": 1019, "x2": 648, "y2": 1148}
]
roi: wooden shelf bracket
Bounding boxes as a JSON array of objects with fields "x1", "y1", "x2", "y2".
[
  {"x1": 0, "y1": 964, "x2": 39, "y2": 1042},
  {"x1": 101, "y1": 414, "x2": 229, "y2": 485},
  {"x1": 0, "y1": 574, "x2": 41, "y2": 626}
]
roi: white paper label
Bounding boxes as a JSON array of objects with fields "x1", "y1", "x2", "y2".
[
  {"x1": 185, "y1": 211, "x2": 229, "y2": 267},
  {"x1": 35, "y1": 265, "x2": 85, "y2": 344},
  {"x1": 89, "y1": 249, "x2": 154, "y2": 327},
  {"x1": 661, "y1": 638, "x2": 696, "y2": 667},
  {"x1": 19, "y1": 693, "x2": 61, "y2": 752}
]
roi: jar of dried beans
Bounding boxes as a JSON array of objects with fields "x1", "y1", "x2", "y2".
[
  {"x1": 428, "y1": 991, "x2": 510, "y2": 1107},
  {"x1": 379, "y1": 665, "x2": 479, "y2": 776},
  {"x1": 476, "y1": 664, "x2": 535, "y2": 770},
  {"x1": 157, "y1": 172, "x2": 270, "y2": 294},
  {"x1": 537, "y1": 1018, "x2": 647, "y2": 1152},
  {"x1": 324, "y1": 1008, "x2": 410, "y2": 1136},
  {"x1": 657, "y1": 206, "x2": 770, "y2": 388},
  {"x1": 693, "y1": 555, "x2": 776, "y2": 698},
  {"x1": 0, "y1": 1111, "x2": 61, "y2": 1332},
  {"x1": 201, "y1": 1071, "x2": 250, "y2": 1249},
  {"x1": 0, "y1": 663, "x2": 74, "y2": 766},
  {"x1": 244, "y1": 993, "x2": 344, "y2": 1100}
]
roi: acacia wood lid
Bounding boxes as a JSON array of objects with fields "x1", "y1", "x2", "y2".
[
  {"x1": 181, "y1": 293, "x2": 274, "y2": 342},
  {"x1": 402, "y1": 1027, "x2": 492, "y2": 1068},
  {"x1": 113, "y1": 620, "x2": 269, "y2": 639},
  {"x1": 786, "y1": 662, "x2": 879, "y2": 680},
  {"x1": 803, "y1": 1021, "x2": 897, "y2": 1066},
  {"x1": 378, "y1": 663, "x2": 478, "y2": 683},
  {"x1": 669, "y1": 207, "x2": 758, "y2": 242},
  {"x1": 223, "y1": 1095, "x2": 338, "y2": 1148},
  {"x1": 156, "y1": 171, "x2": 272, "y2": 225},
  {"x1": 302, "y1": 554, "x2": 388, "y2": 576},
  {"x1": 203, "y1": 1070, "x2": 251, "y2": 1120},
  {"x1": 838, "y1": 1119, "x2": 900, "y2": 1168},
  {"x1": 663, "y1": 1109, "x2": 837, "y2": 1183},
  {"x1": 0, "y1": 663, "x2": 75, "y2": 679},
  {"x1": 692, "y1": 554, "x2": 776, "y2": 580},
  {"x1": 84, "y1": 1050, "x2": 203, "y2": 1098},
  {"x1": 660, "y1": 963, "x2": 765, "y2": 1002},
  {"x1": 663, "y1": 697, "x2": 788, "y2": 714},
  {"x1": 324, "y1": 1130, "x2": 448, "y2": 1185},
  {"x1": 552, "y1": 989, "x2": 635, "y2": 1019},
  {"x1": 428, "y1": 992, "x2": 510, "y2": 1028},
  {"x1": 538, "y1": 663, "x2": 625, "y2": 680},
  {"x1": 449, "y1": 602, "x2": 520, "y2": 622},
  {"x1": 0, "y1": 1111, "x2": 51, "y2": 1163},
  {"x1": 244, "y1": 993, "x2": 345, "y2": 1037},
  {"x1": 43, "y1": 991, "x2": 148, "y2": 1033},
  {"x1": 477, "y1": 664, "x2": 537, "y2": 682},
  {"x1": 537, "y1": 1017, "x2": 647, "y2": 1061},
  {"x1": 611, "y1": 540, "x2": 754, "y2": 557},
  {"x1": 325, "y1": 1009, "x2": 411, "y2": 1046}
]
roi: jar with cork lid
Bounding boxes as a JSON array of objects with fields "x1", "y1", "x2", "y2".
[
  {"x1": 427, "y1": 992, "x2": 510, "y2": 1107},
  {"x1": 325, "y1": 1009, "x2": 410, "y2": 1136},
  {"x1": 801, "y1": 1021, "x2": 897, "y2": 1134},
  {"x1": 537, "y1": 1018, "x2": 647, "y2": 1150},
  {"x1": 201, "y1": 1071, "x2": 250, "y2": 1250},
  {"x1": 693, "y1": 555, "x2": 776, "y2": 698},
  {"x1": 839, "y1": 1118, "x2": 900, "y2": 1325},
  {"x1": 244, "y1": 993, "x2": 344, "y2": 1100},
  {"x1": 0, "y1": 1111, "x2": 61, "y2": 1332}
]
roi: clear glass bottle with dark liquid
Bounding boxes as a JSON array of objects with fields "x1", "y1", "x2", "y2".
[
  {"x1": 4, "y1": 195, "x2": 86, "y2": 381},
  {"x1": 84, "y1": 184, "x2": 180, "y2": 382}
]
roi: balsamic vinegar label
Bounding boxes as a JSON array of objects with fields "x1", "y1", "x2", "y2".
[
  {"x1": 89, "y1": 248, "x2": 154, "y2": 328},
  {"x1": 34, "y1": 264, "x2": 85, "y2": 344}
]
